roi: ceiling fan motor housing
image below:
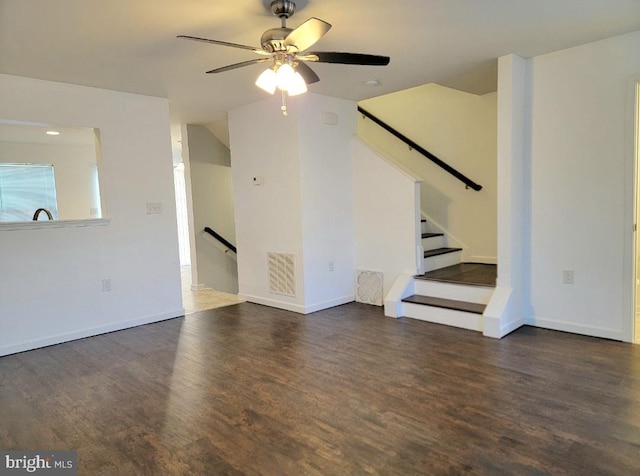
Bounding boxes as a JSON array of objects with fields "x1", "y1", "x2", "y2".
[
  {"x1": 270, "y1": 0, "x2": 296, "y2": 19},
  {"x1": 180, "y1": 0, "x2": 389, "y2": 78},
  {"x1": 261, "y1": 27, "x2": 294, "y2": 52}
]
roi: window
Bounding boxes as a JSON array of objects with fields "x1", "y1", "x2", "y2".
[{"x1": 0, "y1": 163, "x2": 59, "y2": 221}]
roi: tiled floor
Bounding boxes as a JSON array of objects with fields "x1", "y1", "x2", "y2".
[{"x1": 181, "y1": 266, "x2": 244, "y2": 314}]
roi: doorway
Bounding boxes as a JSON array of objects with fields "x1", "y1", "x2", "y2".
[{"x1": 634, "y1": 81, "x2": 640, "y2": 343}]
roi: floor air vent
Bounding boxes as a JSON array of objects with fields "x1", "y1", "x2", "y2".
[
  {"x1": 268, "y1": 252, "x2": 296, "y2": 297},
  {"x1": 356, "y1": 270, "x2": 383, "y2": 306}
]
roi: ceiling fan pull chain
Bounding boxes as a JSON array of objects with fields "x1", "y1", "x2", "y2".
[{"x1": 281, "y1": 90, "x2": 288, "y2": 116}]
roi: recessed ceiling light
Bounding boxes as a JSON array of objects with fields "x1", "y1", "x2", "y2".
[{"x1": 46, "y1": 130, "x2": 60, "y2": 136}]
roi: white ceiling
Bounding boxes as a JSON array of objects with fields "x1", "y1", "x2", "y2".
[
  {"x1": 1, "y1": 0, "x2": 640, "y2": 131},
  {"x1": 0, "y1": 121, "x2": 96, "y2": 146}
]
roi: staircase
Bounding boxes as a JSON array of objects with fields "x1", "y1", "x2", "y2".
[
  {"x1": 420, "y1": 219, "x2": 462, "y2": 272},
  {"x1": 389, "y1": 219, "x2": 496, "y2": 332}
]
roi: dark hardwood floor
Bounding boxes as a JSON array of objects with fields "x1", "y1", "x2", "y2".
[{"x1": 1, "y1": 302, "x2": 639, "y2": 475}]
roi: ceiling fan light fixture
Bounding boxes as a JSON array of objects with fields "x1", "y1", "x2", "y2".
[
  {"x1": 275, "y1": 63, "x2": 296, "y2": 91},
  {"x1": 287, "y1": 72, "x2": 307, "y2": 96},
  {"x1": 255, "y1": 68, "x2": 278, "y2": 94},
  {"x1": 180, "y1": 0, "x2": 389, "y2": 114}
]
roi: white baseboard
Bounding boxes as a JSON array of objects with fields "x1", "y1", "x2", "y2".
[
  {"x1": 467, "y1": 255, "x2": 498, "y2": 264},
  {"x1": 0, "y1": 308, "x2": 185, "y2": 357},
  {"x1": 526, "y1": 316, "x2": 625, "y2": 341},
  {"x1": 238, "y1": 293, "x2": 355, "y2": 314},
  {"x1": 496, "y1": 316, "x2": 525, "y2": 338},
  {"x1": 304, "y1": 295, "x2": 355, "y2": 314},
  {"x1": 238, "y1": 294, "x2": 306, "y2": 313}
]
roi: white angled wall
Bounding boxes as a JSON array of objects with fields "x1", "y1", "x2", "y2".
[
  {"x1": 229, "y1": 95, "x2": 305, "y2": 311},
  {"x1": 184, "y1": 124, "x2": 238, "y2": 294},
  {"x1": 486, "y1": 54, "x2": 532, "y2": 339},
  {"x1": 0, "y1": 74, "x2": 183, "y2": 356},
  {"x1": 352, "y1": 138, "x2": 422, "y2": 298},
  {"x1": 229, "y1": 93, "x2": 356, "y2": 313},
  {"x1": 358, "y1": 84, "x2": 497, "y2": 263},
  {"x1": 297, "y1": 95, "x2": 357, "y2": 312}
]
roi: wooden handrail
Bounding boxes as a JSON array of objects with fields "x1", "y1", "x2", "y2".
[
  {"x1": 358, "y1": 106, "x2": 482, "y2": 191},
  {"x1": 204, "y1": 227, "x2": 237, "y2": 254}
]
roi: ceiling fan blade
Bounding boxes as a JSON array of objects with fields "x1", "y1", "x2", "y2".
[
  {"x1": 304, "y1": 51, "x2": 390, "y2": 66},
  {"x1": 206, "y1": 58, "x2": 271, "y2": 74},
  {"x1": 295, "y1": 62, "x2": 320, "y2": 84},
  {"x1": 177, "y1": 35, "x2": 268, "y2": 55},
  {"x1": 283, "y1": 18, "x2": 331, "y2": 52}
]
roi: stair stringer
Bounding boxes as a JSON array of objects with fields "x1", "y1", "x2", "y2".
[
  {"x1": 483, "y1": 286, "x2": 525, "y2": 338},
  {"x1": 384, "y1": 273, "x2": 415, "y2": 318}
]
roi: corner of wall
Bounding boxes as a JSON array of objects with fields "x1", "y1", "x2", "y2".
[{"x1": 483, "y1": 286, "x2": 525, "y2": 338}]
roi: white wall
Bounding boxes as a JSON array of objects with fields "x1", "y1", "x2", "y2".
[
  {"x1": 298, "y1": 95, "x2": 357, "y2": 311},
  {"x1": 229, "y1": 96, "x2": 305, "y2": 311},
  {"x1": 485, "y1": 54, "x2": 532, "y2": 339},
  {"x1": 0, "y1": 74, "x2": 183, "y2": 356},
  {"x1": 524, "y1": 30, "x2": 640, "y2": 340},
  {"x1": 353, "y1": 138, "x2": 422, "y2": 298},
  {"x1": 184, "y1": 124, "x2": 238, "y2": 294},
  {"x1": 229, "y1": 93, "x2": 356, "y2": 313},
  {"x1": 0, "y1": 140, "x2": 100, "y2": 220},
  {"x1": 358, "y1": 84, "x2": 497, "y2": 263}
]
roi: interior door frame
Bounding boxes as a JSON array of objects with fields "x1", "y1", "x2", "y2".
[{"x1": 625, "y1": 78, "x2": 640, "y2": 343}]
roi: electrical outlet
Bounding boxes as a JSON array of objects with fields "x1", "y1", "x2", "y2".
[
  {"x1": 102, "y1": 278, "x2": 112, "y2": 292},
  {"x1": 146, "y1": 202, "x2": 163, "y2": 214},
  {"x1": 563, "y1": 270, "x2": 574, "y2": 285},
  {"x1": 328, "y1": 261, "x2": 335, "y2": 272}
]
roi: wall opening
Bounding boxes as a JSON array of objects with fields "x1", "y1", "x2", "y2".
[
  {"x1": 174, "y1": 163, "x2": 191, "y2": 267},
  {"x1": 635, "y1": 82, "x2": 640, "y2": 343}
]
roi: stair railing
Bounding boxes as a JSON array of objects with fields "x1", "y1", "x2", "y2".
[
  {"x1": 204, "y1": 227, "x2": 237, "y2": 254},
  {"x1": 358, "y1": 106, "x2": 482, "y2": 191}
]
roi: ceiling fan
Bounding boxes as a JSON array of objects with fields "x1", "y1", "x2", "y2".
[{"x1": 178, "y1": 0, "x2": 390, "y2": 113}]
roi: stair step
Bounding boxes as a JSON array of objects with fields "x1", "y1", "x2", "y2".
[
  {"x1": 402, "y1": 294, "x2": 486, "y2": 315},
  {"x1": 413, "y1": 279, "x2": 494, "y2": 304},
  {"x1": 422, "y1": 232, "x2": 444, "y2": 239},
  {"x1": 416, "y1": 263, "x2": 497, "y2": 287},
  {"x1": 424, "y1": 247, "x2": 462, "y2": 258}
]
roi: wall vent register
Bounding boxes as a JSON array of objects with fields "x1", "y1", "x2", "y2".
[
  {"x1": 268, "y1": 252, "x2": 296, "y2": 297},
  {"x1": 356, "y1": 270, "x2": 383, "y2": 306}
]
